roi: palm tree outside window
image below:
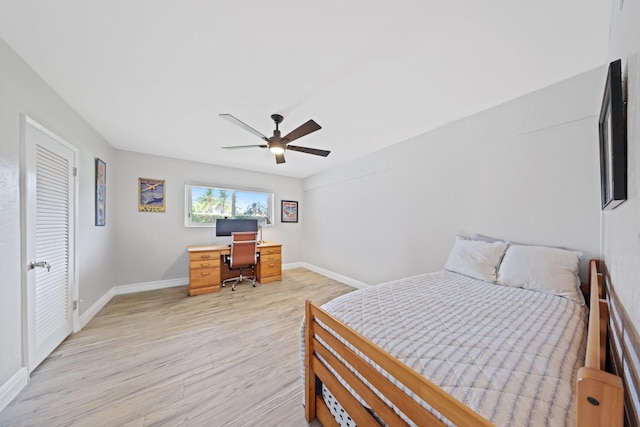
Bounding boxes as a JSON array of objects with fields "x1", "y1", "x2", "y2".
[{"x1": 185, "y1": 184, "x2": 273, "y2": 227}]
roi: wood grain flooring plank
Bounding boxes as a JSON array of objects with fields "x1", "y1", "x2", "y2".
[{"x1": 0, "y1": 268, "x2": 354, "y2": 427}]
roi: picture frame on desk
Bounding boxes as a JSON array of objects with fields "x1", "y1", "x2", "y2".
[{"x1": 281, "y1": 200, "x2": 298, "y2": 223}]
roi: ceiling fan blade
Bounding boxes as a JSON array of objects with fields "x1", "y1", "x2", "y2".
[
  {"x1": 222, "y1": 144, "x2": 268, "y2": 149},
  {"x1": 219, "y1": 114, "x2": 269, "y2": 140},
  {"x1": 275, "y1": 153, "x2": 286, "y2": 164},
  {"x1": 286, "y1": 145, "x2": 331, "y2": 157},
  {"x1": 282, "y1": 119, "x2": 321, "y2": 144}
]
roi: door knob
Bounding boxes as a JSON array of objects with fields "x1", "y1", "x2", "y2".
[{"x1": 29, "y1": 261, "x2": 51, "y2": 272}]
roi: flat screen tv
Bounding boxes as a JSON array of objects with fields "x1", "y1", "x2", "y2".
[
  {"x1": 599, "y1": 59, "x2": 627, "y2": 210},
  {"x1": 215, "y1": 218, "x2": 258, "y2": 236}
]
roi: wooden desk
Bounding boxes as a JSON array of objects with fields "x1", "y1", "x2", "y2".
[{"x1": 187, "y1": 242, "x2": 282, "y2": 296}]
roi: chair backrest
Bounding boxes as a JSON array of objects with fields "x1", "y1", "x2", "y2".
[{"x1": 229, "y1": 231, "x2": 257, "y2": 268}]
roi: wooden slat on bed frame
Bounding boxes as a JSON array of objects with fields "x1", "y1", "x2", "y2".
[
  {"x1": 304, "y1": 300, "x2": 493, "y2": 427},
  {"x1": 576, "y1": 260, "x2": 624, "y2": 426},
  {"x1": 601, "y1": 263, "x2": 640, "y2": 427},
  {"x1": 304, "y1": 259, "x2": 626, "y2": 426}
]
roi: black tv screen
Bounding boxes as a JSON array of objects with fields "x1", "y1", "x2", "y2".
[
  {"x1": 215, "y1": 219, "x2": 258, "y2": 236},
  {"x1": 598, "y1": 59, "x2": 627, "y2": 210}
]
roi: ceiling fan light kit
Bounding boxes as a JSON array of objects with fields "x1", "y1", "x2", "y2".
[
  {"x1": 220, "y1": 113, "x2": 330, "y2": 164},
  {"x1": 269, "y1": 141, "x2": 285, "y2": 155}
]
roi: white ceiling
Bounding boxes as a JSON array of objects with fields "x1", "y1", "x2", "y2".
[{"x1": 0, "y1": 0, "x2": 611, "y2": 178}]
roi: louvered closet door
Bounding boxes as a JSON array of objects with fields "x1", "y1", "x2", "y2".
[{"x1": 24, "y1": 117, "x2": 76, "y2": 373}]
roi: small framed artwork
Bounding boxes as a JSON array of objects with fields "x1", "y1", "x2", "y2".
[
  {"x1": 95, "y1": 158, "x2": 106, "y2": 226},
  {"x1": 138, "y1": 178, "x2": 165, "y2": 212},
  {"x1": 598, "y1": 59, "x2": 627, "y2": 210},
  {"x1": 281, "y1": 200, "x2": 298, "y2": 223}
]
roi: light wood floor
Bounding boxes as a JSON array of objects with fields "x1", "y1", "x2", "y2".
[{"x1": 0, "y1": 268, "x2": 354, "y2": 427}]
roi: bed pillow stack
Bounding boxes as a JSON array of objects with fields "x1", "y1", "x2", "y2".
[{"x1": 445, "y1": 235, "x2": 584, "y2": 305}]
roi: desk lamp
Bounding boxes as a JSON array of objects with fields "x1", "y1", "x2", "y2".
[{"x1": 258, "y1": 217, "x2": 271, "y2": 244}]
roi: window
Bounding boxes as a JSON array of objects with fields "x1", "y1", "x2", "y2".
[{"x1": 185, "y1": 184, "x2": 273, "y2": 227}]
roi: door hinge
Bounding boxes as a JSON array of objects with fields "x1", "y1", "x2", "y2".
[
  {"x1": 73, "y1": 300, "x2": 78, "y2": 310},
  {"x1": 73, "y1": 167, "x2": 77, "y2": 177}
]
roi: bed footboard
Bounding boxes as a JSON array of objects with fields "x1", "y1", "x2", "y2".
[{"x1": 304, "y1": 300, "x2": 493, "y2": 426}]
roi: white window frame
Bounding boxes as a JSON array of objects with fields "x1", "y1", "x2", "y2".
[{"x1": 185, "y1": 183, "x2": 274, "y2": 228}]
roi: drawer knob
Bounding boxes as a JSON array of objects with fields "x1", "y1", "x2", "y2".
[
  {"x1": 201, "y1": 255, "x2": 211, "y2": 259},
  {"x1": 201, "y1": 272, "x2": 210, "y2": 276}
]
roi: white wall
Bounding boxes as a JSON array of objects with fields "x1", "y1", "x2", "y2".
[
  {"x1": 609, "y1": 0, "x2": 640, "y2": 64},
  {"x1": 0, "y1": 38, "x2": 117, "y2": 397},
  {"x1": 604, "y1": 1, "x2": 640, "y2": 333},
  {"x1": 0, "y1": 38, "x2": 24, "y2": 402},
  {"x1": 303, "y1": 68, "x2": 605, "y2": 286},
  {"x1": 113, "y1": 150, "x2": 304, "y2": 287}
]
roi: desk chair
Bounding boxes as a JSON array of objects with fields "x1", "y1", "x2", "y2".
[{"x1": 222, "y1": 231, "x2": 258, "y2": 291}]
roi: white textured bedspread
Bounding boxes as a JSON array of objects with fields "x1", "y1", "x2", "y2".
[{"x1": 302, "y1": 270, "x2": 587, "y2": 427}]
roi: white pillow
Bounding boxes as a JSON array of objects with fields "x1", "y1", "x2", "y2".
[
  {"x1": 444, "y1": 236, "x2": 509, "y2": 283},
  {"x1": 497, "y1": 244, "x2": 584, "y2": 304}
]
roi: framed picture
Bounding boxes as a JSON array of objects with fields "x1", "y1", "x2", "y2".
[
  {"x1": 598, "y1": 59, "x2": 627, "y2": 210},
  {"x1": 138, "y1": 178, "x2": 165, "y2": 212},
  {"x1": 281, "y1": 200, "x2": 298, "y2": 223},
  {"x1": 95, "y1": 158, "x2": 106, "y2": 226}
]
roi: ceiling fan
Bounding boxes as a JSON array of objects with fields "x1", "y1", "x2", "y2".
[{"x1": 220, "y1": 113, "x2": 330, "y2": 164}]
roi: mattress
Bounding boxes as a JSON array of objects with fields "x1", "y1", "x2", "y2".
[{"x1": 301, "y1": 270, "x2": 587, "y2": 427}]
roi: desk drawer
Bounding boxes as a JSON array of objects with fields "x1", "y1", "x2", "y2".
[
  {"x1": 260, "y1": 253, "x2": 281, "y2": 264},
  {"x1": 189, "y1": 259, "x2": 220, "y2": 269},
  {"x1": 261, "y1": 267, "x2": 282, "y2": 280},
  {"x1": 190, "y1": 251, "x2": 218, "y2": 261},
  {"x1": 260, "y1": 246, "x2": 281, "y2": 256},
  {"x1": 260, "y1": 262, "x2": 281, "y2": 276},
  {"x1": 187, "y1": 246, "x2": 226, "y2": 295},
  {"x1": 190, "y1": 270, "x2": 220, "y2": 288}
]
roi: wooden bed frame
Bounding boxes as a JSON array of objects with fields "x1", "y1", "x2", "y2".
[{"x1": 304, "y1": 259, "x2": 624, "y2": 426}]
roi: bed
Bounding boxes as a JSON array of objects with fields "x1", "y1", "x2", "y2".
[{"x1": 302, "y1": 237, "x2": 624, "y2": 426}]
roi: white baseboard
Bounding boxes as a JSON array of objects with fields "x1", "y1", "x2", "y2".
[
  {"x1": 282, "y1": 262, "x2": 304, "y2": 270},
  {"x1": 77, "y1": 266, "x2": 365, "y2": 332},
  {"x1": 0, "y1": 368, "x2": 28, "y2": 412},
  {"x1": 78, "y1": 286, "x2": 115, "y2": 330},
  {"x1": 114, "y1": 277, "x2": 188, "y2": 296},
  {"x1": 299, "y1": 263, "x2": 371, "y2": 290},
  {"x1": 78, "y1": 278, "x2": 187, "y2": 330}
]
